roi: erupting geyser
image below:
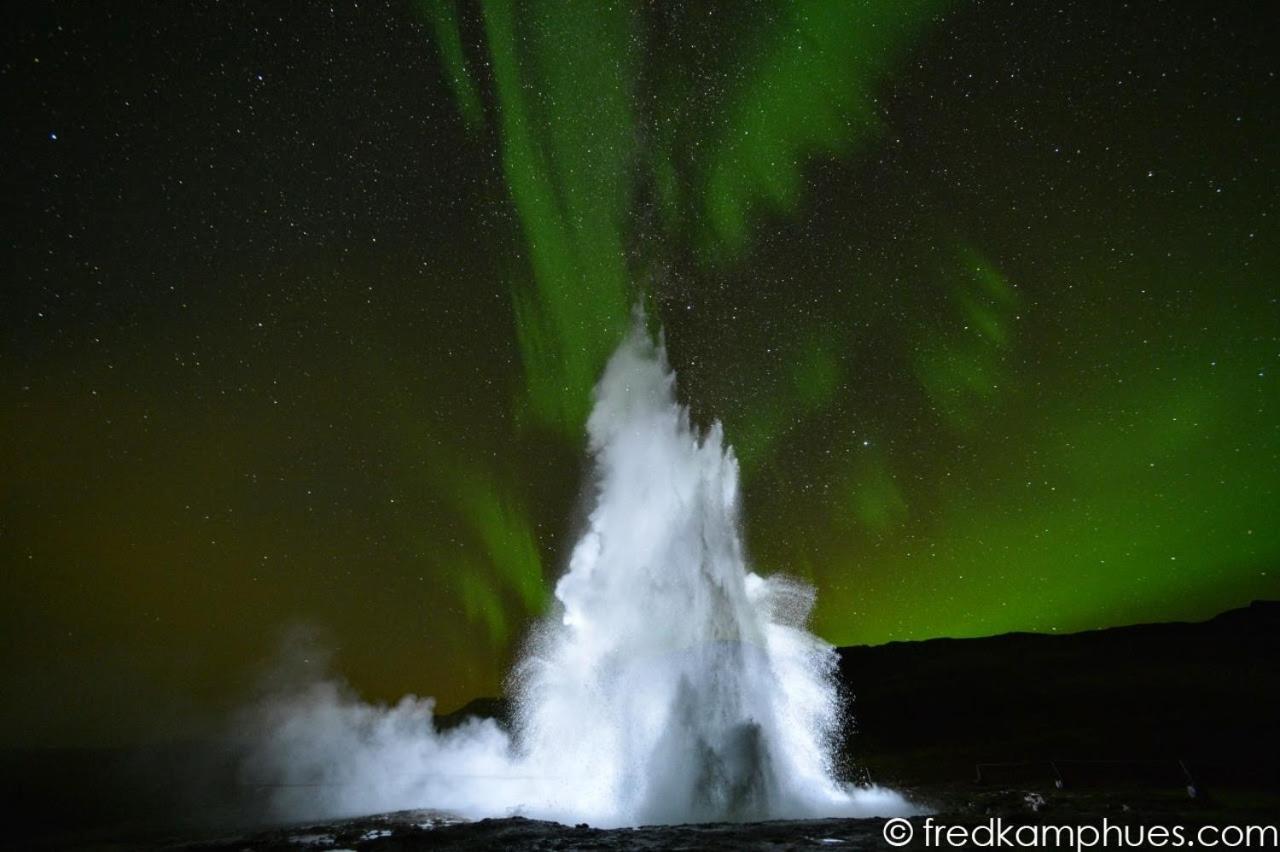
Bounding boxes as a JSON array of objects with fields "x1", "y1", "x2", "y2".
[
  {"x1": 240, "y1": 320, "x2": 916, "y2": 827},
  {"x1": 510, "y1": 321, "x2": 899, "y2": 825}
]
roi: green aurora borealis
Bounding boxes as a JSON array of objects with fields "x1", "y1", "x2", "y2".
[{"x1": 3, "y1": 0, "x2": 1277, "y2": 746}]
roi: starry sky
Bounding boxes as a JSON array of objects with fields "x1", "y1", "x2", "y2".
[{"x1": 3, "y1": 0, "x2": 1277, "y2": 748}]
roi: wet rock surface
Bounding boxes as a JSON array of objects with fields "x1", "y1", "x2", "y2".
[{"x1": 144, "y1": 786, "x2": 1277, "y2": 851}]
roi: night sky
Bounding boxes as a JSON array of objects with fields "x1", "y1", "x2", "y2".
[{"x1": 3, "y1": 0, "x2": 1277, "y2": 748}]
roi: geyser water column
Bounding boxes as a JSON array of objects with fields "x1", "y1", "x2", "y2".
[
  {"x1": 508, "y1": 321, "x2": 906, "y2": 825},
  {"x1": 239, "y1": 321, "x2": 914, "y2": 827}
]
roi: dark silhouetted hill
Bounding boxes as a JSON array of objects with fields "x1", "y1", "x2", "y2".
[{"x1": 838, "y1": 600, "x2": 1280, "y2": 789}]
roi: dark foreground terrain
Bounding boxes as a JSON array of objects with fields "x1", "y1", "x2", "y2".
[
  {"x1": 4, "y1": 602, "x2": 1277, "y2": 850},
  {"x1": 40, "y1": 786, "x2": 1280, "y2": 851}
]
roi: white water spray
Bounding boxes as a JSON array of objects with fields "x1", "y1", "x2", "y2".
[{"x1": 239, "y1": 322, "x2": 916, "y2": 827}]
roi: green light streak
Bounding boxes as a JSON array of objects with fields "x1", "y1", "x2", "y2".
[
  {"x1": 653, "y1": 0, "x2": 948, "y2": 261},
  {"x1": 464, "y1": 0, "x2": 638, "y2": 434},
  {"x1": 732, "y1": 332, "x2": 843, "y2": 471},
  {"x1": 913, "y1": 245, "x2": 1019, "y2": 433},
  {"x1": 844, "y1": 451, "x2": 909, "y2": 533},
  {"x1": 417, "y1": 0, "x2": 483, "y2": 127},
  {"x1": 451, "y1": 474, "x2": 545, "y2": 618},
  {"x1": 416, "y1": 449, "x2": 547, "y2": 649}
]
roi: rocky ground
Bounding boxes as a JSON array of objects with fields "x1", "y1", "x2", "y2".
[{"x1": 28, "y1": 785, "x2": 1272, "y2": 851}]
